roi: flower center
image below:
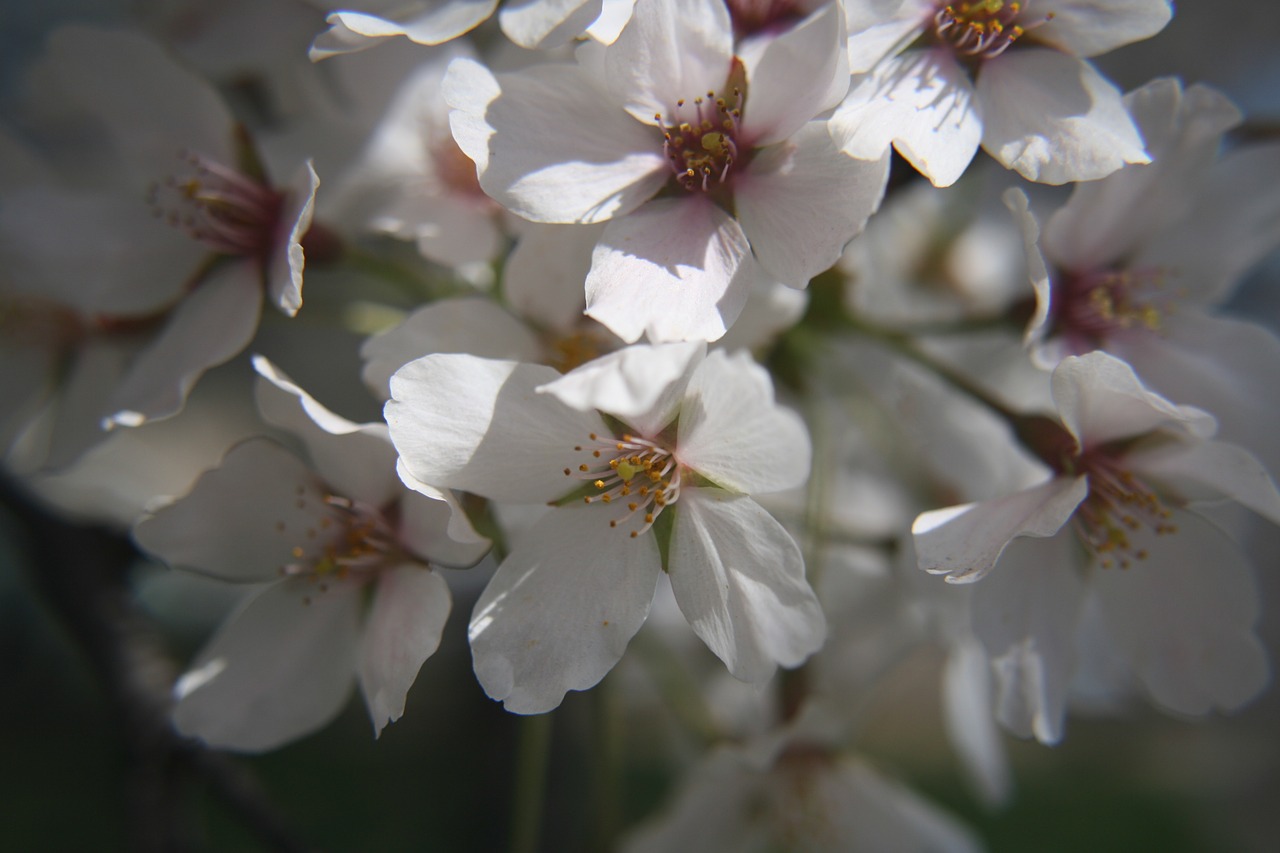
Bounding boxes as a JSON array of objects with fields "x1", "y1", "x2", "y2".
[
  {"x1": 147, "y1": 149, "x2": 284, "y2": 259},
  {"x1": 280, "y1": 491, "x2": 402, "y2": 598},
  {"x1": 656, "y1": 90, "x2": 743, "y2": 192},
  {"x1": 1073, "y1": 449, "x2": 1177, "y2": 569},
  {"x1": 563, "y1": 432, "x2": 683, "y2": 538},
  {"x1": 931, "y1": 1, "x2": 1049, "y2": 60},
  {"x1": 725, "y1": 0, "x2": 805, "y2": 38},
  {"x1": 1054, "y1": 266, "x2": 1178, "y2": 350}
]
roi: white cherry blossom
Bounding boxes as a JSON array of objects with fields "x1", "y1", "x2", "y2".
[
  {"x1": 385, "y1": 343, "x2": 825, "y2": 713},
  {"x1": 832, "y1": 0, "x2": 1171, "y2": 185},
  {"x1": 912, "y1": 352, "x2": 1280, "y2": 741},
  {"x1": 445, "y1": 0, "x2": 887, "y2": 342},
  {"x1": 1008, "y1": 78, "x2": 1280, "y2": 475},
  {"x1": 132, "y1": 357, "x2": 487, "y2": 751}
]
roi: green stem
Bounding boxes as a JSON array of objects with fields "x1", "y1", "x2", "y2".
[{"x1": 510, "y1": 712, "x2": 553, "y2": 853}]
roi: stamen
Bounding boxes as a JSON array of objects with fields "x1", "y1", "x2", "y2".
[
  {"x1": 932, "y1": 1, "x2": 1051, "y2": 61},
  {"x1": 147, "y1": 149, "x2": 283, "y2": 258},
  {"x1": 1073, "y1": 450, "x2": 1177, "y2": 569},
  {"x1": 656, "y1": 88, "x2": 743, "y2": 192},
  {"x1": 1055, "y1": 266, "x2": 1181, "y2": 351},
  {"x1": 566, "y1": 432, "x2": 684, "y2": 537}
]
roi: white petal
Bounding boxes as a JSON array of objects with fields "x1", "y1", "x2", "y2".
[
  {"x1": 668, "y1": 488, "x2": 825, "y2": 684},
  {"x1": 977, "y1": 50, "x2": 1149, "y2": 185},
  {"x1": 912, "y1": 475, "x2": 1088, "y2": 584},
  {"x1": 398, "y1": 488, "x2": 492, "y2": 567},
  {"x1": 736, "y1": 122, "x2": 889, "y2": 288},
  {"x1": 1094, "y1": 509, "x2": 1268, "y2": 715},
  {"x1": 444, "y1": 57, "x2": 667, "y2": 224},
  {"x1": 739, "y1": 3, "x2": 849, "y2": 146},
  {"x1": 829, "y1": 49, "x2": 981, "y2": 188},
  {"x1": 1111, "y1": 312, "x2": 1280, "y2": 479},
  {"x1": 1042, "y1": 79, "x2": 1242, "y2": 268},
  {"x1": 103, "y1": 261, "x2": 262, "y2": 430},
  {"x1": 172, "y1": 579, "x2": 360, "y2": 752},
  {"x1": 503, "y1": 222, "x2": 604, "y2": 332},
  {"x1": 537, "y1": 341, "x2": 703, "y2": 436},
  {"x1": 828, "y1": 760, "x2": 984, "y2": 853},
  {"x1": 1132, "y1": 438, "x2": 1280, "y2": 527},
  {"x1": 844, "y1": 1, "x2": 928, "y2": 73},
  {"x1": 943, "y1": 640, "x2": 1012, "y2": 807},
  {"x1": 309, "y1": 3, "x2": 498, "y2": 59},
  {"x1": 386, "y1": 354, "x2": 608, "y2": 502},
  {"x1": 605, "y1": 0, "x2": 733, "y2": 124},
  {"x1": 1033, "y1": 0, "x2": 1172, "y2": 58},
  {"x1": 265, "y1": 161, "x2": 318, "y2": 318},
  {"x1": 132, "y1": 438, "x2": 329, "y2": 583},
  {"x1": 585, "y1": 196, "x2": 762, "y2": 343},
  {"x1": 1052, "y1": 351, "x2": 1215, "y2": 448},
  {"x1": 499, "y1": 0, "x2": 602, "y2": 48},
  {"x1": 358, "y1": 563, "x2": 452, "y2": 735},
  {"x1": 468, "y1": 505, "x2": 660, "y2": 713},
  {"x1": 361, "y1": 298, "x2": 542, "y2": 399},
  {"x1": 40, "y1": 26, "x2": 235, "y2": 179},
  {"x1": 972, "y1": 534, "x2": 1084, "y2": 744},
  {"x1": 253, "y1": 356, "x2": 398, "y2": 507},
  {"x1": 1002, "y1": 188, "x2": 1054, "y2": 350},
  {"x1": 676, "y1": 350, "x2": 810, "y2": 494},
  {"x1": 1136, "y1": 141, "x2": 1280, "y2": 304}
]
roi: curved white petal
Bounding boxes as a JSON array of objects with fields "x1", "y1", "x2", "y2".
[
  {"x1": 977, "y1": 50, "x2": 1149, "y2": 185},
  {"x1": 172, "y1": 578, "x2": 360, "y2": 752},
  {"x1": 468, "y1": 504, "x2": 660, "y2": 713},
  {"x1": 1043, "y1": 79, "x2": 1242, "y2": 268},
  {"x1": 398, "y1": 488, "x2": 491, "y2": 567},
  {"x1": 972, "y1": 533, "x2": 1084, "y2": 744},
  {"x1": 740, "y1": 3, "x2": 849, "y2": 146},
  {"x1": 829, "y1": 49, "x2": 981, "y2": 188},
  {"x1": 132, "y1": 438, "x2": 330, "y2": 583},
  {"x1": 266, "y1": 160, "x2": 317, "y2": 318},
  {"x1": 677, "y1": 350, "x2": 810, "y2": 494},
  {"x1": 253, "y1": 356, "x2": 399, "y2": 507},
  {"x1": 503, "y1": 222, "x2": 604, "y2": 332},
  {"x1": 1052, "y1": 352, "x2": 1215, "y2": 448},
  {"x1": 1033, "y1": 0, "x2": 1172, "y2": 58},
  {"x1": 1002, "y1": 188, "x2": 1054, "y2": 349},
  {"x1": 361, "y1": 299, "x2": 542, "y2": 399},
  {"x1": 499, "y1": 0, "x2": 603, "y2": 49},
  {"x1": 943, "y1": 639, "x2": 1012, "y2": 807},
  {"x1": 912, "y1": 475, "x2": 1088, "y2": 584},
  {"x1": 1093, "y1": 508, "x2": 1268, "y2": 715},
  {"x1": 737, "y1": 122, "x2": 889, "y2": 289},
  {"x1": 445, "y1": 57, "x2": 667, "y2": 224},
  {"x1": 103, "y1": 260, "x2": 262, "y2": 430},
  {"x1": 358, "y1": 563, "x2": 452, "y2": 735},
  {"x1": 605, "y1": 0, "x2": 733, "y2": 124},
  {"x1": 538, "y1": 341, "x2": 703, "y2": 436},
  {"x1": 1132, "y1": 438, "x2": 1280, "y2": 527},
  {"x1": 309, "y1": 3, "x2": 498, "y2": 59},
  {"x1": 668, "y1": 487, "x2": 825, "y2": 684},
  {"x1": 585, "y1": 196, "x2": 762, "y2": 343},
  {"x1": 386, "y1": 354, "x2": 609, "y2": 502}
]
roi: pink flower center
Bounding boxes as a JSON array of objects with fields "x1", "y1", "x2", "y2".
[
  {"x1": 1073, "y1": 448, "x2": 1177, "y2": 569},
  {"x1": 725, "y1": 0, "x2": 805, "y2": 39},
  {"x1": 656, "y1": 90, "x2": 743, "y2": 192},
  {"x1": 1053, "y1": 265, "x2": 1178, "y2": 352},
  {"x1": 931, "y1": 1, "x2": 1051, "y2": 61},
  {"x1": 564, "y1": 431, "x2": 684, "y2": 538},
  {"x1": 147, "y1": 149, "x2": 284, "y2": 259}
]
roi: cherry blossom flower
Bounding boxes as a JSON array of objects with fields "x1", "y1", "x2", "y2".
[
  {"x1": 912, "y1": 352, "x2": 1280, "y2": 741},
  {"x1": 385, "y1": 343, "x2": 825, "y2": 713},
  {"x1": 1008, "y1": 77, "x2": 1280, "y2": 475},
  {"x1": 0, "y1": 26, "x2": 317, "y2": 467},
  {"x1": 831, "y1": 0, "x2": 1171, "y2": 185},
  {"x1": 132, "y1": 357, "x2": 487, "y2": 751},
  {"x1": 445, "y1": 0, "x2": 888, "y2": 342}
]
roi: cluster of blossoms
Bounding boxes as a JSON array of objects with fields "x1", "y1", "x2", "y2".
[{"x1": 3, "y1": 0, "x2": 1279, "y2": 847}]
